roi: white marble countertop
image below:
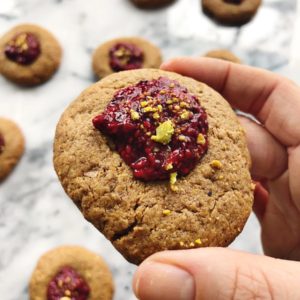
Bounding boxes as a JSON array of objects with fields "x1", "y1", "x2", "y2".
[{"x1": 0, "y1": 0, "x2": 299, "y2": 299}]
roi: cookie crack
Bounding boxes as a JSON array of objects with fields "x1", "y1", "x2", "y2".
[{"x1": 112, "y1": 220, "x2": 138, "y2": 242}]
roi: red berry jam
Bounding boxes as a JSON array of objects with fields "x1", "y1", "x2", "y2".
[
  {"x1": 0, "y1": 133, "x2": 5, "y2": 154},
  {"x1": 93, "y1": 77, "x2": 208, "y2": 182},
  {"x1": 224, "y1": 0, "x2": 244, "y2": 4},
  {"x1": 109, "y1": 42, "x2": 144, "y2": 72},
  {"x1": 4, "y1": 32, "x2": 41, "y2": 65},
  {"x1": 47, "y1": 266, "x2": 90, "y2": 300}
]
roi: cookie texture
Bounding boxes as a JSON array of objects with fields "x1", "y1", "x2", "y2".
[
  {"x1": 54, "y1": 69, "x2": 253, "y2": 265},
  {"x1": 92, "y1": 37, "x2": 162, "y2": 79},
  {"x1": 0, "y1": 24, "x2": 62, "y2": 85},
  {"x1": 205, "y1": 49, "x2": 241, "y2": 63},
  {"x1": 130, "y1": 0, "x2": 176, "y2": 8},
  {"x1": 202, "y1": 0, "x2": 262, "y2": 26},
  {"x1": 29, "y1": 246, "x2": 114, "y2": 300},
  {"x1": 0, "y1": 117, "x2": 25, "y2": 181}
]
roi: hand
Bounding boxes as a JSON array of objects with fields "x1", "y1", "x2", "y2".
[{"x1": 132, "y1": 57, "x2": 300, "y2": 300}]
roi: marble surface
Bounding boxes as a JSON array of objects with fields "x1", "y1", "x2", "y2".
[{"x1": 0, "y1": 0, "x2": 299, "y2": 299}]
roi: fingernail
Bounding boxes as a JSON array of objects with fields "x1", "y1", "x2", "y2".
[{"x1": 134, "y1": 262, "x2": 195, "y2": 300}]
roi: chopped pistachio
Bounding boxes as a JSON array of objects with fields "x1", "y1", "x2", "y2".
[
  {"x1": 143, "y1": 106, "x2": 155, "y2": 113},
  {"x1": 178, "y1": 135, "x2": 187, "y2": 142},
  {"x1": 157, "y1": 104, "x2": 163, "y2": 112},
  {"x1": 165, "y1": 163, "x2": 173, "y2": 170},
  {"x1": 195, "y1": 238, "x2": 202, "y2": 245},
  {"x1": 141, "y1": 101, "x2": 148, "y2": 107},
  {"x1": 170, "y1": 185, "x2": 178, "y2": 192},
  {"x1": 151, "y1": 120, "x2": 174, "y2": 145},
  {"x1": 170, "y1": 172, "x2": 177, "y2": 186},
  {"x1": 210, "y1": 160, "x2": 223, "y2": 169},
  {"x1": 163, "y1": 209, "x2": 171, "y2": 216},
  {"x1": 153, "y1": 112, "x2": 160, "y2": 120},
  {"x1": 130, "y1": 109, "x2": 140, "y2": 120},
  {"x1": 180, "y1": 111, "x2": 190, "y2": 120},
  {"x1": 180, "y1": 102, "x2": 189, "y2": 108},
  {"x1": 197, "y1": 133, "x2": 206, "y2": 145}
]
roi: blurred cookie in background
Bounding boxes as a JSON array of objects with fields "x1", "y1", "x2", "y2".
[
  {"x1": 92, "y1": 36, "x2": 162, "y2": 79},
  {"x1": 202, "y1": 0, "x2": 262, "y2": 26},
  {"x1": 0, "y1": 117, "x2": 25, "y2": 182},
  {"x1": 204, "y1": 49, "x2": 242, "y2": 63},
  {"x1": 130, "y1": 0, "x2": 176, "y2": 9},
  {"x1": 29, "y1": 246, "x2": 114, "y2": 300},
  {"x1": 0, "y1": 24, "x2": 62, "y2": 86}
]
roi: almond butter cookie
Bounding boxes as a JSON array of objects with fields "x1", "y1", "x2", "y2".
[
  {"x1": 29, "y1": 246, "x2": 114, "y2": 300},
  {"x1": 0, "y1": 24, "x2": 62, "y2": 85},
  {"x1": 0, "y1": 117, "x2": 25, "y2": 181},
  {"x1": 54, "y1": 69, "x2": 253, "y2": 265},
  {"x1": 202, "y1": 0, "x2": 262, "y2": 26},
  {"x1": 92, "y1": 37, "x2": 162, "y2": 79},
  {"x1": 205, "y1": 49, "x2": 241, "y2": 63}
]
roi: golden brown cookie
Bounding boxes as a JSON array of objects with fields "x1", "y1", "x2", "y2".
[
  {"x1": 92, "y1": 37, "x2": 162, "y2": 79},
  {"x1": 0, "y1": 117, "x2": 25, "y2": 181},
  {"x1": 202, "y1": 0, "x2": 262, "y2": 26},
  {"x1": 130, "y1": 0, "x2": 176, "y2": 8},
  {"x1": 29, "y1": 246, "x2": 114, "y2": 300},
  {"x1": 53, "y1": 69, "x2": 253, "y2": 265},
  {"x1": 0, "y1": 24, "x2": 62, "y2": 85},
  {"x1": 205, "y1": 49, "x2": 241, "y2": 63}
]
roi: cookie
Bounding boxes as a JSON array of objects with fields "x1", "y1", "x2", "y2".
[
  {"x1": 29, "y1": 246, "x2": 114, "y2": 300},
  {"x1": 92, "y1": 37, "x2": 162, "y2": 79},
  {"x1": 0, "y1": 117, "x2": 25, "y2": 181},
  {"x1": 205, "y1": 49, "x2": 241, "y2": 63},
  {"x1": 0, "y1": 24, "x2": 62, "y2": 85},
  {"x1": 53, "y1": 69, "x2": 253, "y2": 265},
  {"x1": 202, "y1": 0, "x2": 262, "y2": 26},
  {"x1": 130, "y1": 0, "x2": 176, "y2": 8}
]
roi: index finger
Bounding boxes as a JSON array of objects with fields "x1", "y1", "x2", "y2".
[{"x1": 161, "y1": 57, "x2": 300, "y2": 146}]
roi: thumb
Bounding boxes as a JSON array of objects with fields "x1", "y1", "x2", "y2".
[{"x1": 133, "y1": 248, "x2": 300, "y2": 300}]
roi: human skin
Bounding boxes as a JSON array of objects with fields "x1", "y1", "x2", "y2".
[{"x1": 132, "y1": 57, "x2": 300, "y2": 300}]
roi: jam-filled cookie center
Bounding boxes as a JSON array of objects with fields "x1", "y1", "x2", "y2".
[
  {"x1": 0, "y1": 133, "x2": 5, "y2": 154},
  {"x1": 223, "y1": 0, "x2": 244, "y2": 4},
  {"x1": 93, "y1": 77, "x2": 209, "y2": 190},
  {"x1": 47, "y1": 266, "x2": 90, "y2": 300},
  {"x1": 109, "y1": 42, "x2": 144, "y2": 72},
  {"x1": 4, "y1": 32, "x2": 41, "y2": 65}
]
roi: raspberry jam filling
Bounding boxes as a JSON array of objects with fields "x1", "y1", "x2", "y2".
[
  {"x1": 0, "y1": 133, "x2": 5, "y2": 154},
  {"x1": 4, "y1": 32, "x2": 41, "y2": 65},
  {"x1": 47, "y1": 266, "x2": 90, "y2": 300},
  {"x1": 93, "y1": 77, "x2": 208, "y2": 187},
  {"x1": 109, "y1": 42, "x2": 144, "y2": 72},
  {"x1": 224, "y1": 0, "x2": 244, "y2": 4}
]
